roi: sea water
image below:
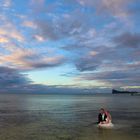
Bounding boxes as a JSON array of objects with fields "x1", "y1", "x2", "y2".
[{"x1": 0, "y1": 93, "x2": 139, "y2": 140}]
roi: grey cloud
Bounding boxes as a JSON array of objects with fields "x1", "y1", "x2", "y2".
[
  {"x1": 98, "y1": 71, "x2": 139, "y2": 80},
  {"x1": 30, "y1": 0, "x2": 64, "y2": 15},
  {"x1": 32, "y1": 8, "x2": 89, "y2": 41},
  {"x1": 114, "y1": 32, "x2": 140, "y2": 48},
  {"x1": 127, "y1": 62, "x2": 140, "y2": 69},
  {"x1": 30, "y1": 0, "x2": 46, "y2": 14},
  {"x1": 0, "y1": 0, "x2": 12, "y2": 8},
  {"x1": 0, "y1": 67, "x2": 31, "y2": 88},
  {"x1": 0, "y1": 66, "x2": 103, "y2": 94},
  {"x1": 1, "y1": 0, "x2": 139, "y2": 93},
  {"x1": 35, "y1": 20, "x2": 58, "y2": 41},
  {"x1": 35, "y1": 18, "x2": 83, "y2": 41},
  {"x1": 72, "y1": 41, "x2": 140, "y2": 88},
  {"x1": 79, "y1": 70, "x2": 140, "y2": 87},
  {"x1": 27, "y1": 60, "x2": 64, "y2": 69},
  {"x1": 76, "y1": 0, "x2": 133, "y2": 19},
  {"x1": 20, "y1": 53, "x2": 65, "y2": 70},
  {"x1": 0, "y1": 46, "x2": 65, "y2": 70},
  {"x1": 72, "y1": 45, "x2": 126, "y2": 72},
  {"x1": 75, "y1": 56, "x2": 100, "y2": 71}
]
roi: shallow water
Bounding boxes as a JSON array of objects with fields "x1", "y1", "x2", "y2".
[{"x1": 0, "y1": 93, "x2": 140, "y2": 140}]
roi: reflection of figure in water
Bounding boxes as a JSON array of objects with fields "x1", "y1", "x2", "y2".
[{"x1": 98, "y1": 108, "x2": 112, "y2": 124}]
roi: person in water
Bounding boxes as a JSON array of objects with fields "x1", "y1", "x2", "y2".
[
  {"x1": 98, "y1": 108, "x2": 112, "y2": 124},
  {"x1": 105, "y1": 110, "x2": 112, "y2": 123}
]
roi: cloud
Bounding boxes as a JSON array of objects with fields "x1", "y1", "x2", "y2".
[
  {"x1": 30, "y1": 0, "x2": 77, "y2": 15},
  {"x1": 114, "y1": 32, "x2": 140, "y2": 48},
  {"x1": 0, "y1": 16, "x2": 65, "y2": 71},
  {"x1": 0, "y1": 67, "x2": 30, "y2": 89},
  {"x1": 70, "y1": 45, "x2": 116, "y2": 72},
  {"x1": 30, "y1": 0, "x2": 46, "y2": 13},
  {"x1": 76, "y1": 0, "x2": 95, "y2": 6},
  {"x1": 25, "y1": 55, "x2": 64, "y2": 69},
  {"x1": 64, "y1": 42, "x2": 139, "y2": 90},
  {"x1": 0, "y1": 0, "x2": 12, "y2": 8},
  {"x1": 0, "y1": 65, "x2": 139, "y2": 93},
  {"x1": 0, "y1": 22, "x2": 24, "y2": 42},
  {"x1": 62, "y1": 25, "x2": 139, "y2": 73},
  {"x1": 33, "y1": 35, "x2": 45, "y2": 42},
  {"x1": 0, "y1": 66, "x2": 99, "y2": 94},
  {"x1": 77, "y1": 0, "x2": 131, "y2": 19},
  {"x1": 0, "y1": 65, "x2": 138, "y2": 93},
  {"x1": 33, "y1": 16, "x2": 83, "y2": 41},
  {"x1": 89, "y1": 51, "x2": 99, "y2": 56},
  {"x1": 77, "y1": 69, "x2": 140, "y2": 88},
  {"x1": 0, "y1": 37, "x2": 9, "y2": 43},
  {"x1": 34, "y1": 20, "x2": 58, "y2": 41},
  {"x1": 98, "y1": 0, "x2": 130, "y2": 18},
  {"x1": 30, "y1": 7, "x2": 89, "y2": 42},
  {"x1": 75, "y1": 56, "x2": 100, "y2": 72},
  {"x1": 0, "y1": 47, "x2": 64, "y2": 70},
  {"x1": 22, "y1": 20, "x2": 37, "y2": 29},
  {"x1": 0, "y1": 0, "x2": 139, "y2": 93}
]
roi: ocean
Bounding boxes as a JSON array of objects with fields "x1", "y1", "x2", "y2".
[{"x1": 0, "y1": 93, "x2": 139, "y2": 140}]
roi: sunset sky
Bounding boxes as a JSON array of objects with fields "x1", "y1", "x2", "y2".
[{"x1": 0, "y1": 0, "x2": 140, "y2": 93}]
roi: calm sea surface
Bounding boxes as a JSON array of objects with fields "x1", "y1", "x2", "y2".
[{"x1": 0, "y1": 93, "x2": 140, "y2": 140}]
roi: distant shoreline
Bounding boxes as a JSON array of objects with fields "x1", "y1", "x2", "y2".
[{"x1": 112, "y1": 89, "x2": 140, "y2": 95}]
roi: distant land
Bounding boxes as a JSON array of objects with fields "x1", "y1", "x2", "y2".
[{"x1": 112, "y1": 89, "x2": 140, "y2": 95}]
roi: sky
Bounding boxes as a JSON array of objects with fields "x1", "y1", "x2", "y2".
[{"x1": 0, "y1": 0, "x2": 140, "y2": 94}]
